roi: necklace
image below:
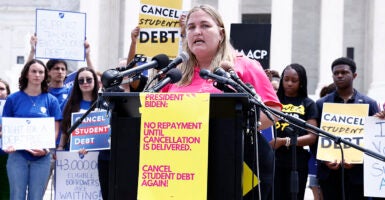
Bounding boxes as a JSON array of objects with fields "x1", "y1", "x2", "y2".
[
  {"x1": 28, "y1": 95, "x2": 37, "y2": 107},
  {"x1": 24, "y1": 90, "x2": 41, "y2": 107}
]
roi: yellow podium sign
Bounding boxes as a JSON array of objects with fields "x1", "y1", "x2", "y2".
[{"x1": 137, "y1": 93, "x2": 210, "y2": 200}]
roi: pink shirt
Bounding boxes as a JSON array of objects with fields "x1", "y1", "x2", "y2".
[{"x1": 162, "y1": 55, "x2": 281, "y2": 108}]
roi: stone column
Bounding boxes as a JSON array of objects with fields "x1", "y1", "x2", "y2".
[
  {"x1": 218, "y1": 0, "x2": 241, "y2": 37},
  {"x1": 97, "y1": 0, "x2": 122, "y2": 71},
  {"x1": 270, "y1": 0, "x2": 293, "y2": 73},
  {"x1": 80, "y1": 0, "x2": 101, "y2": 69},
  {"x1": 366, "y1": 0, "x2": 385, "y2": 105},
  {"x1": 315, "y1": 0, "x2": 344, "y2": 95}
]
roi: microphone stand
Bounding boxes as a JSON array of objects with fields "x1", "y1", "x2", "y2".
[
  {"x1": 66, "y1": 93, "x2": 108, "y2": 136},
  {"x1": 206, "y1": 71, "x2": 385, "y2": 198},
  {"x1": 287, "y1": 127, "x2": 298, "y2": 200},
  {"x1": 247, "y1": 97, "x2": 385, "y2": 162},
  {"x1": 66, "y1": 100, "x2": 97, "y2": 135},
  {"x1": 246, "y1": 96, "x2": 385, "y2": 200},
  {"x1": 245, "y1": 99, "x2": 262, "y2": 200}
]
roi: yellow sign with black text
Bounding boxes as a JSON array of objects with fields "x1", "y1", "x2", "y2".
[
  {"x1": 317, "y1": 103, "x2": 369, "y2": 163},
  {"x1": 138, "y1": 0, "x2": 183, "y2": 59}
]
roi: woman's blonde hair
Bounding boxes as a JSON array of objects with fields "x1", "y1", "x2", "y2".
[{"x1": 178, "y1": 4, "x2": 235, "y2": 86}]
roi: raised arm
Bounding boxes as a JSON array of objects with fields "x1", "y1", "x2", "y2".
[
  {"x1": 26, "y1": 34, "x2": 37, "y2": 63},
  {"x1": 127, "y1": 26, "x2": 140, "y2": 64},
  {"x1": 85, "y1": 40, "x2": 94, "y2": 69}
]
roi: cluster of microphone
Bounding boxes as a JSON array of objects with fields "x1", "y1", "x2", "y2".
[
  {"x1": 199, "y1": 67, "x2": 274, "y2": 121},
  {"x1": 101, "y1": 52, "x2": 271, "y2": 118},
  {"x1": 100, "y1": 51, "x2": 274, "y2": 120},
  {"x1": 101, "y1": 52, "x2": 188, "y2": 91}
]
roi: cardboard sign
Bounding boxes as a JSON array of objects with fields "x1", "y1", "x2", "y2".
[{"x1": 35, "y1": 9, "x2": 86, "y2": 61}]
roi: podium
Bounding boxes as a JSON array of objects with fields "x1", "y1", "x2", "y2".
[{"x1": 102, "y1": 92, "x2": 250, "y2": 200}]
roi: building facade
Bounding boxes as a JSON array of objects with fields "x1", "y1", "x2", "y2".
[{"x1": 0, "y1": 0, "x2": 384, "y2": 102}]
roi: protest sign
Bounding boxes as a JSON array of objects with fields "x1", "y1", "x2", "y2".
[
  {"x1": 55, "y1": 151, "x2": 101, "y2": 200},
  {"x1": 35, "y1": 9, "x2": 86, "y2": 61},
  {"x1": 137, "y1": 93, "x2": 209, "y2": 199},
  {"x1": 2, "y1": 117, "x2": 55, "y2": 150},
  {"x1": 363, "y1": 117, "x2": 385, "y2": 198},
  {"x1": 137, "y1": 0, "x2": 183, "y2": 59},
  {"x1": 0, "y1": 100, "x2": 5, "y2": 148},
  {"x1": 70, "y1": 110, "x2": 111, "y2": 152},
  {"x1": 317, "y1": 103, "x2": 369, "y2": 163}
]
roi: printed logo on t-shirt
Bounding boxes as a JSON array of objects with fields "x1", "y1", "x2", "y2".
[{"x1": 40, "y1": 107, "x2": 47, "y2": 114}]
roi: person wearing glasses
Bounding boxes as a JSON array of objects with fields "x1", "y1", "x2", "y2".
[
  {"x1": 2, "y1": 59, "x2": 62, "y2": 200},
  {"x1": 57, "y1": 67, "x2": 99, "y2": 152}
]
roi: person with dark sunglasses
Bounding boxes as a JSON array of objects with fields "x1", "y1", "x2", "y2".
[{"x1": 58, "y1": 67, "x2": 99, "y2": 152}]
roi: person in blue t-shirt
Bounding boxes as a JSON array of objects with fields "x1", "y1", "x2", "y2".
[
  {"x1": 57, "y1": 67, "x2": 99, "y2": 152},
  {"x1": 28, "y1": 34, "x2": 96, "y2": 193},
  {"x1": 46, "y1": 59, "x2": 72, "y2": 105},
  {"x1": 2, "y1": 59, "x2": 62, "y2": 200}
]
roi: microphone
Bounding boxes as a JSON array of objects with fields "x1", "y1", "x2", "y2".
[
  {"x1": 145, "y1": 68, "x2": 182, "y2": 92},
  {"x1": 157, "y1": 51, "x2": 189, "y2": 76},
  {"x1": 120, "y1": 75, "x2": 141, "y2": 85},
  {"x1": 209, "y1": 67, "x2": 275, "y2": 121},
  {"x1": 101, "y1": 54, "x2": 169, "y2": 88},
  {"x1": 219, "y1": 64, "x2": 264, "y2": 103},
  {"x1": 213, "y1": 66, "x2": 230, "y2": 78},
  {"x1": 230, "y1": 70, "x2": 262, "y2": 101},
  {"x1": 116, "y1": 54, "x2": 146, "y2": 71},
  {"x1": 243, "y1": 82, "x2": 275, "y2": 122},
  {"x1": 116, "y1": 59, "x2": 137, "y2": 72},
  {"x1": 213, "y1": 67, "x2": 236, "y2": 93},
  {"x1": 199, "y1": 69, "x2": 245, "y2": 92}
]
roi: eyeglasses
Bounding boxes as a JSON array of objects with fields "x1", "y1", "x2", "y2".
[{"x1": 78, "y1": 78, "x2": 93, "y2": 85}]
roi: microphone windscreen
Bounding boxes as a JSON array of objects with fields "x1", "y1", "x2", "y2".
[
  {"x1": 199, "y1": 69, "x2": 210, "y2": 79},
  {"x1": 166, "y1": 68, "x2": 182, "y2": 83},
  {"x1": 179, "y1": 51, "x2": 189, "y2": 63},
  {"x1": 219, "y1": 61, "x2": 234, "y2": 71},
  {"x1": 101, "y1": 69, "x2": 122, "y2": 88},
  {"x1": 152, "y1": 54, "x2": 170, "y2": 70},
  {"x1": 213, "y1": 67, "x2": 228, "y2": 77}
]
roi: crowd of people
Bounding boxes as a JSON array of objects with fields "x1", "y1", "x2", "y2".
[{"x1": 0, "y1": 3, "x2": 384, "y2": 200}]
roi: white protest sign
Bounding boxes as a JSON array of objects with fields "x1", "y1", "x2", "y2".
[
  {"x1": 2, "y1": 117, "x2": 55, "y2": 150},
  {"x1": 0, "y1": 100, "x2": 5, "y2": 116},
  {"x1": 364, "y1": 116, "x2": 385, "y2": 198},
  {"x1": 55, "y1": 151, "x2": 102, "y2": 200},
  {"x1": 0, "y1": 100, "x2": 5, "y2": 149},
  {"x1": 35, "y1": 9, "x2": 86, "y2": 61}
]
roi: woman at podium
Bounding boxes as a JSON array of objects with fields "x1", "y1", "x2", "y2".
[
  {"x1": 160, "y1": 4, "x2": 281, "y2": 200},
  {"x1": 161, "y1": 4, "x2": 281, "y2": 130}
]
